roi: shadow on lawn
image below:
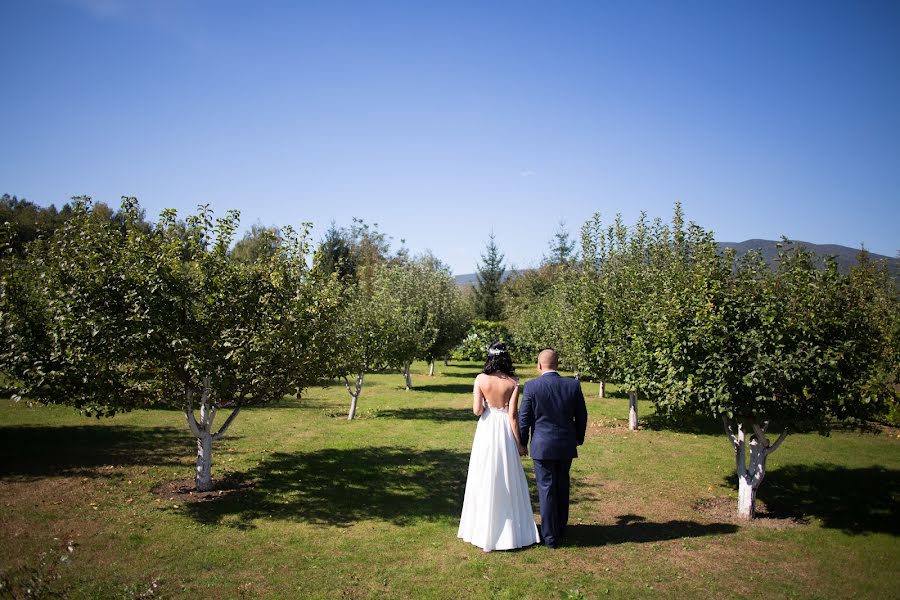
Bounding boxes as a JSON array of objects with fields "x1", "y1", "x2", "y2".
[
  {"x1": 567, "y1": 514, "x2": 738, "y2": 547},
  {"x1": 755, "y1": 463, "x2": 900, "y2": 535},
  {"x1": 644, "y1": 413, "x2": 724, "y2": 436},
  {"x1": 0, "y1": 424, "x2": 190, "y2": 479},
  {"x1": 185, "y1": 446, "x2": 470, "y2": 528},
  {"x1": 411, "y1": 383, "x2": 474, "y2": 395},
  {"x1": 378, "y1": 408, "x2": 474, "y2": 422}
]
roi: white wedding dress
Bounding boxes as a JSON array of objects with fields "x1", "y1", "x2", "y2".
[{"x1": 457, "y1": 405, "x2": 540, "y2": 551}]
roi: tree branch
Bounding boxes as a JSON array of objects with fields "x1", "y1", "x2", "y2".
[
  {"x1": 767, "y1": 429, "x2": 789, "y2": 454},
  {"x1": 752, "y1": 423, "x2": 769, "y2": 449},
  {"x1": 212, "y1": 405, "x2": 242, "y2": 441},
  {"x1": 721, "y1": 414, "x2": 739, "y2": 449},
  {"x1": 184, "y1": 388, "x2": 201, "y2": 438}
]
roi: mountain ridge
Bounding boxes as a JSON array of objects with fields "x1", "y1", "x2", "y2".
[{"x1": 453, "y1": 239, "x2": 898, "y2": 285}]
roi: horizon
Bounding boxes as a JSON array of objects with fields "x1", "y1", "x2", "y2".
[{"x1": 2, "y1": 1, "x2": 898, "y2": 274}]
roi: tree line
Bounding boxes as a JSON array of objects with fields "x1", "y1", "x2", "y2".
[
  {"x1": 2, "y1": 196, "x2": 897, "y2": 519},
  {"x1": 0, "y1": 197, "x2": 469, "y2": 491},
  {"x1": 475, "y1": 204, "x2": 898, "y2": 518}
]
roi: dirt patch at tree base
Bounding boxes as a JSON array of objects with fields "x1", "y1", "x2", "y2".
[
  {"x1": 693, "y1": 496, "x2": 808, "y2": 529},
  {"x1": 151, "y1": 475, "x2": 254, "y2": 503}
]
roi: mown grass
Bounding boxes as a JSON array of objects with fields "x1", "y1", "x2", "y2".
[{"x1": 1, "y1": 361, "x2": 898, "y2": 599}]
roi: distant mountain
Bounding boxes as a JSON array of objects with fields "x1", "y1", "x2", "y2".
[
  {"x1": 453, "y1": 240, "x2": 898, "y2": 284},
  {"x1": 718, "y1": 239, "x2": 898, "y2": 275},
  {"x1": 454, "y1": 269, "x2": 524, "y2": 286}
]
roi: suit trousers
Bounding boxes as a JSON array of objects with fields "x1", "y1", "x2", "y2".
[{"x1": 532, "y1": 457, "x2": 572, "y2": 547}]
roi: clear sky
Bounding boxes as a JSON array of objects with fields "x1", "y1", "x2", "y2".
[{"x1": 2, "y1": 0, "x2": 898, "y2": 274}]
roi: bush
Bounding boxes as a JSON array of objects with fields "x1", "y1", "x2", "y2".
[{"x1": 451, "y1": 320, "x2": 518, "y2": 362}]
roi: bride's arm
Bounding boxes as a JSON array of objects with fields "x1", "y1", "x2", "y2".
[
  {"x1": 472, "y1": 376, "x2": 485, "y2": 416},
  {"x1": 508, "y1": 382, "x2": 525, "y2": 453}
]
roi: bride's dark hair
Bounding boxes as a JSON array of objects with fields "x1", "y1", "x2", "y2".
[{"x1": 483, "y1": 341, "x2": 515, "y2": 377}]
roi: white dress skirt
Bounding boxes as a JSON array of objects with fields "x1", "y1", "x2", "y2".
[{"x1": 457, "y1": 406, "x2": 540, "y2": 551}]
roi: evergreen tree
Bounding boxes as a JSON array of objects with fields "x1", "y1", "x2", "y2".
[
  {"x1": 473, "y1": 233, "x2": 505, "y2": 321},
  {"x1": 543, "y1": 221, "x2": 577, "y2": 267},
  {"x1": 314, "y1": 222, "x2": 356, "y2": 279}
]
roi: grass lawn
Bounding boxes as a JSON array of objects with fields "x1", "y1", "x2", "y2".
[{"x1": 1, "y1": 361, "x2": 898, "y2": 599}]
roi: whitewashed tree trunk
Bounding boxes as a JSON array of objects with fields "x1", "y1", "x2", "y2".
[
  {"x1": 428, "y1": 360, "x2": 435, "y2": 377},
  {"x1": 184, "y1": 376, "x2": 242, "y2": 492},
  {"x1": 599, "y1": 381, "x2": 605, "y2": 398},
  {"x1": 403, "y1": 362, "x2": 412, "y2": 390},
  {"x1": 344, "y1": 373, "x2": 364, "y2": 420},
  {"x1": 722, "y1": 415, "x2": 788, "y2": 519},
  {"x1": 628, "y1": 391, "x2": 638, "y2": 430},
  {"x1": 195, "y1": 430, "x2": 213, "y2": 491}
]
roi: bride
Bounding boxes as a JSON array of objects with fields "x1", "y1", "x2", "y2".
[{"x1": 457, "y1": 342, "x2": 540, "y2": 551}]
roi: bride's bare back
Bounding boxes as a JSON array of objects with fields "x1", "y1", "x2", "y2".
[
  {"x1": 473, "y1": 372, "x2": 518, "y2": 410},
  {"x1": 472, "y1": 372, "x2": 525, "y2": 453}
]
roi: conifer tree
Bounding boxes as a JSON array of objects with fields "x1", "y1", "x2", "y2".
[{"x1": 473, "y1": 233, "x2": 505, "y2": 321}]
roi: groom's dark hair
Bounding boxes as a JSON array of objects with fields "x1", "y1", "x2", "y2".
[{"x1": 483, "y1": 341, "x2": 515, "y2": 377}]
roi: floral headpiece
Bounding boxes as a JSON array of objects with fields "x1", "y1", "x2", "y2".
[{"x1": 487, "y1": 347, "x2": 506, "y2": 356}]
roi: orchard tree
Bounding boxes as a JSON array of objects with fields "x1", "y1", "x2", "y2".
[
  {"x1": 416, "y1": 254, "x2": 470, "y2": 376},
  {"x1": 326, "y1": 285, "x2": 389, "y2": 420},
  {"x1": 376, "y1": 263, "x2": 433, "y2": 390},
  {"x1": 0, "y1": 197, "x2": 341, "y2": 491},
  {"x1": 231, "y1": 224, "x2": 281, "y2": 263},
  {"x1": 503, "y1": 266, "x2": 565, "y2": 362}
]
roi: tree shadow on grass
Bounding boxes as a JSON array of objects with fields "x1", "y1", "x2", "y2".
[
  {"x1": 377, "y1": 408, "x2": 475, "y2": 422},
  {"x1": 566, "y1": 514, "x2": 738, "y2": 547},
  {"x1": 0, "y1": 424, "x2": 191, "y2": 480},
  {"x1": 184, "y1": 446, "x2": 470, "y2": 529},
  {"x1": 754, "y1": 464, "x2": 900, "y2": 535},
  {"x1": 644, "y1": 412, "x2": 724, "y2": 436},
  {"x1": 411, "y1": 383, "x2": 474, "y2": 395},
  {"x1": 440, "y1": 371, "x2": 481, "y2": 379}
]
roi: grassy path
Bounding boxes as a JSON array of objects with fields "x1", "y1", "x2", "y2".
[{"x1": 1, "y1": 362, "x2": 898, "y2": 598}]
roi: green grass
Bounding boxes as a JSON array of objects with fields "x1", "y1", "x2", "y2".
[{"x1": 1, "y1": 361, "x2": 898, "y2": 599}]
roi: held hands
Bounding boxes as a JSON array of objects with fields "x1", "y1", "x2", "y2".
[{"x1": 517, "y1": 444, "x2": 527, "y2": 457}]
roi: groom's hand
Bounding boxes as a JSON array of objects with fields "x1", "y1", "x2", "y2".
[{"x1": 518, "y1": 444, "x2": 527, "y2": 457}]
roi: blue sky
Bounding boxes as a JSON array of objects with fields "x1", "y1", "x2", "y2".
[{"x1": 2, "y1": 0, "x2": 898, "y2": 274}]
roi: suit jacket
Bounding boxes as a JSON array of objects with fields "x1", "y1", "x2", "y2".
[{"x1": 519, "y1": 372, "x2": 588, "y2": 460}]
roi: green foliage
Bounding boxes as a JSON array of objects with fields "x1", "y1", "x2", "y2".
[
  {"x1": 0, "y1": 197, "x2": 342, "y2": 415},
  {"x1": 573, "y1": 204, "x2": 899, "y2": 432},
  {"x1": 313, "y1": 222, "x2": 355, "y2": 279},
  {"x1": 473, "y1": 233, "x2": 505, "y2": 321},
  {"x1": 230, "y1": 223, "x2": 281, "y2": 264},
  {"x1": 502, "y1": 266, "x2": 564, "y2": 360},
  {"x1": 452, "y1": 320, "x2": 516, "y2": 362}
]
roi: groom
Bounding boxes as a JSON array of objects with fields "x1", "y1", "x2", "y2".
[{"x1": 518, "y1": 348, "x2": 588, "y2": 549}]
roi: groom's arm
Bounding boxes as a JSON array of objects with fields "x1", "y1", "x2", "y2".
[
  {"x1": 574, "y1": 383, "x2": 587, "y2": 446},
  {"x1": 518, "y1": 382, "x2": 534, "y2": 450}
]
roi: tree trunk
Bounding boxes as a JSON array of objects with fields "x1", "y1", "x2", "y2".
[
  {"x1": 344, "y1": 373, "x2": 364, "y2": 420},
  {"x1": 599, "y1": 381, "x2": 605, "y2": 398},
  {"x1": 184, "y1": 376, "x2": 241, "y2": 492},
  {"x1": 737, "y1": 474, "x2": 757, "y2": 519},
  {"x1": 444, "y1": 357, "x2": 449, "y2": 366},
  {"x1": 428, "y1": 360, "x2": 435, "y2": 377},
  {"x1": 628, "y1": 391, "x2": 638, "y2": 430},
  {"x1": 403, "y1": 362, "x2": 412, "y2": 390},
  {"x1": 195, "y1": 430, "x2": 213, "y2": 492},
  {"x1": 722, "y1": 416, "x2": 788, "y2": 520}
]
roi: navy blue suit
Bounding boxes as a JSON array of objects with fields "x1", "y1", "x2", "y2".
[{"x1": 518, "y1": 371, "x2": 587, "y2": 548}]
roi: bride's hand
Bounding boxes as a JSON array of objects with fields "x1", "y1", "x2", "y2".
[{"x1": 517, "y1": 444, "x2": 527, "y2": 457}]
